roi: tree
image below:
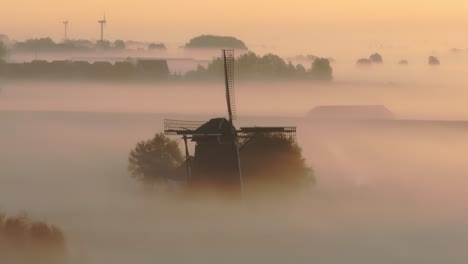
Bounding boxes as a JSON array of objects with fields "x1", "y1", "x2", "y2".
[
  {"x1": 148, "y1": 43, "x2": 167, "y2": 50},
  {"x1": 240, "y1": 133, "x2": 314, "y2": 193},
  {"x1": 95, "y1": 40, "x2": 111, "y2": 49},
  {"x1": 356, "y1": 58, "x2": 372, "y2": 66},
  {"x1": 128, "y1": 132, "x2": 314, "y2": 194},
  {"x1": 429, "y1": 56, "x2": 440, "y2": 65},
  {"x1": 114, "y1": 39, "x2": 126, "y2": 49},
  {"x1": 369, "y1": 53, "x2": 383, "y2": 63},
  {"x1": 184, "y1": 35, "x2": 248, "y2": 50},
  {"x1": 309, "y1": 58, "x2": 333, "y2": 80},
  {"x1": 0, "y1": 41, "x2": 6, "y2": 58},
  {"x1": 128, "y1": 133, "x2": 184, "y2": 185}
]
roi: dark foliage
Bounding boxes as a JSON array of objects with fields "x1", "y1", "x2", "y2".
[
  {"x1": 310, "y1": 58, "x2": 333, "y2": 80},
  {"x1": 0, "y1": 59, "x2": 169, "y2": 81},
  {"x1": 369, "y1": 53, "x2": 383, "y2": 63},
  {"x1": 185, "y1": 35, "x2": 248, "y2": 50},
  {"x1": 128, "y1": 133, "x2": 184, "y2": 185},
  {"x1": 128, "y1": 133, "x2": 314, "y2": 193},
  {"x1": 356, "y1": 58, "x2": 372, "y2": 65},
  {"x1": 148, "y1": 43, "x2": 167, "y2": 50},
  {"x1": 428, "y1": 56, "x2": 440, "y2": 65},
  {"x1": 0, "y1": 41, "x2": 6, "y2": 58},
  {"x1": 114, "y1": 39, "x2": 126, "y2": 49},
  {"x1": 399, "y1": 59, "x2": 409, "y2": 65},
  {"x1": 14, "y1": 37, "x2": 92, "y2": 52},
  {"x1": 240, "y1": 133, "x2": 314, "y2": 192},
  {"x1": 186, "y1": 52, "x2": 332, "y2": 81},
  {"x1": 0, "y1": 212, "x2": 67, "y2": 264},
  {"x1": 13, "y1": 37, "x2": 130, "y2": 52}
]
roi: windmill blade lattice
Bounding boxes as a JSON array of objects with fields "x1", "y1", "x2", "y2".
[
  {"x1": 163, "y1": 119, "x2": 207, "y2": 135},
  {"x1": 223, "y1": 49, "x2": 236, "y2": 121},
  {"x1": 237, "y1": 127, "x2": 297, "y2": 141}
]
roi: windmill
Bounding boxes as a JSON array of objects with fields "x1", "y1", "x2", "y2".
[
  {"x1": 164, "y1": 50, "x2": 296, "y2": 197},
  {"x1": 62, "y1": 20, "x2": 69, "y2": 40},
  {"x1": 98, "y1": 15, "x2": 107, "y2": 42}
]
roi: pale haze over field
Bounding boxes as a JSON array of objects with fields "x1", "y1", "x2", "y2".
[{"x1": 2, "y1": 1, "x2": 468, "y2": 263}]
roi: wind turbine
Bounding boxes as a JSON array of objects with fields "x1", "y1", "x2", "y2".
[
  {"x1": 63, "y1": 20, "x2": 69, "y2": 40},
  {"x1": 98, "y1": 14, "x2": 107, "y2": 42}
]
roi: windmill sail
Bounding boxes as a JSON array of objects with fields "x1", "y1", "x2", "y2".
[
  {"x1": 223, "y1": 49, "x2": 236, "y2": 122},
  {"x1": 163, "y1": 119, "x2": 207, "y2": 135},
  {"x1": 237, "y1": 126, "x2": 297, "y2": 140}
]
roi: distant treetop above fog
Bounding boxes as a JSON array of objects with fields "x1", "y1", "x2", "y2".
[
  {"x1": 148, "y1": 43, "x2": 167, "y2": 50},
  {"x1": 428, "y1": 56, "x2": 440, "y2": 66},
  {"x1": 356, "y1": 53, "x2": 383, "y2": 66},
  {"x1": 369, "y1": 53, "x2": 383, "y2": 63},
  {"x1": 184, "y1": 35, "x2": 248, "y2": 50}
]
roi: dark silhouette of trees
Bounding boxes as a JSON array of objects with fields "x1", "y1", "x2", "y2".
[
  {"x1": 357, "y1": 53, "x2": 383, "y2": 66},
  {"x1": 148, "y1": 43, "x2": 167, "y2": 50},
  {"x1": 186, "y1": 52, "x2": 333, "y2": 81},
  {"x1": 95, "y1": 40, "x2": 111, "y2": 49},
  {"x1": 310, "y1": 58, "x2": 333, "y2": 80},
  {"x1": 128, "y1": 132, "x2": 314, "y2": 193},
  {"x1": 399, "y1": 59, "x2": 408, "y2": 65},
  {"x1": 128, "y1": 133, "x2": 184, "y2": 185},
  {"x1": 356, "y1": 58, "x2": 372, "y2": 66},
  {"x1": 185, "y1": 35, "x2": 248, "y2": 50},
  {"x1": 240, "y1": 133, "x2": 314, "y2": 192},
  {"x1": 0, "y1": 212, "x2": 67, "y2": 264},
  {"x1": 114, "y1": 39, "x2": 126, "y2": 49},
  {"x1": 429, "y1": 56, "x2": 440, "y2": 65},
  {"x1": 13, "y1": 38, "x2": 130, "y2": 52},
  {"x1": 0, "y1": 41, "x2": 6, "y2": 58},
  {"x1": 369, "y1": 53, "x2": 383, "y2": 63}
]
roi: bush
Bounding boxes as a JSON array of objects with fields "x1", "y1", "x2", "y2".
[
  {"x1": 309, "y1": 58, "x2": 332, "y2": 80},
  {"x1": 185, "y1": 52, "x2": 333, "y2": 81},
  {"x1": 128, "y1": 132, "x2": 314, "y2": 194},
  {"x1": 429, "y1": 56, "x2": 440, "y2": 65},
  {"x1": 0, "y1": 41, "x2": 7, "y2": 58},
  {"x1": 240, "y1": 133, "x2": 314, "y2": 192},
  {"x1": 114, "y1": 39, "x2": 126, "y2": 49},
  {"x1": 369, "y1": 53, "x2": 383, "y2": 63},
  {"x1": 128, "y1": 133, "x2": 184, "y2": 185},
  {"x1": 0, "y1": 212, "x2": 67, "y2": 264},
  {"x1": 148, "y1": 43, "x2": 167, "y2": 50},
  {"x1": 185, "y1": 35, "x2": 248, "y2": 50},
  {"x1": 356, "y1": 58, "x2": 372, "y2": 66}
]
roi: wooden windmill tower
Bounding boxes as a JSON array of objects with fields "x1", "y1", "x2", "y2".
[{"x1": 164, "y1": 50, "x2": 296, "y2": 197}]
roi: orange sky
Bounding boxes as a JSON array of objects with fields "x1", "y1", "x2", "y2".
[{"x1": 2, "y1": 0, "x2": 468, "y2": 54}]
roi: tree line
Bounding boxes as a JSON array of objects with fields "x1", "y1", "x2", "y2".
[{"x1": 185, "y1": 52, "x2": 333, "y2": 81}]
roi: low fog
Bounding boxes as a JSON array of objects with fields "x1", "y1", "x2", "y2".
[{"x1": 2, "y1": 53, "x2": 468, "y2": 263}]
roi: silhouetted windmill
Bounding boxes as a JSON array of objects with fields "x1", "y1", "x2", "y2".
[
  {"x1": 98, "y1": 15, "x2": 107, "y2": 41},
  {"x1": 164, "y1": 50, "x2": 296, "y2": 197},
  {"x1": 62, "y1": 20, "x2": 69, "y2": 40}
]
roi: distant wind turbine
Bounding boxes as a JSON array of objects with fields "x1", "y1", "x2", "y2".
[
  {"x1": 63, "y1": 20, "x2": 69, "y2": 40},
  {"x1": 98, "y1": 14, "x2": 107, "y2": 42}
]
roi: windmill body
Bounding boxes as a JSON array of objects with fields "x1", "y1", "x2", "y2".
[
  {"x1": 164, "y1": 50, "x2": 296, "y2": 198},
  {"x1": 190, "y1": 118, "x2": 241, "y2": 196}
]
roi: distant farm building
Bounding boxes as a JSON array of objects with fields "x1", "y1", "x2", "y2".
[{"x1": 0, "y1": 59, "x2": 170, "y2": 80}]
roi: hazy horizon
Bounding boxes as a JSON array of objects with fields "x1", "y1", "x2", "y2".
[
  {"x1": 3, "y1": 0, "x2": 468, "y2": 56},
  {"x1": 3, "y1": 1, "x2": 468, "y2": 263}
]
